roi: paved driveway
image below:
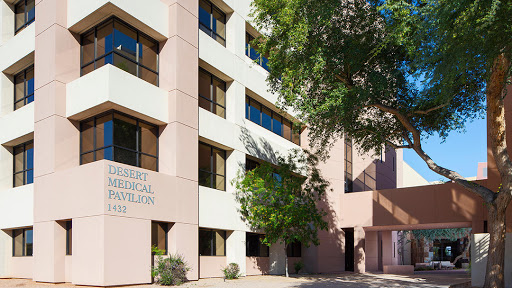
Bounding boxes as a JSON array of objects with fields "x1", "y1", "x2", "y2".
[{"x1": 0, "y1": 271, "x2": 470, "y2": 288}]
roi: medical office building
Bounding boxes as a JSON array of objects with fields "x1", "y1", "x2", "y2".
[{"x1": 0, "y1": 0, "x2": 505, "y2": 286}]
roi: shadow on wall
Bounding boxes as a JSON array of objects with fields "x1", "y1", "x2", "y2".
[
  {"x1": 239, "y1": 127, "x2": 279, "y2": 165},
  {"x1": 238, "y1": 127, "x2": 344, "y2": 274},
  {"x1": 353, "y1": 147, "x2": 397, "y2": 193}
]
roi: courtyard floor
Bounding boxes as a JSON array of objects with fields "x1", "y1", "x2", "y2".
[{"x1": 0, "y1": 271, "x2": 471, "y2": 288}]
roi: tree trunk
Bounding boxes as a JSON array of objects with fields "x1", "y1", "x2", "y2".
[
  {"x1": 483, "y1": 200, "x2": 508, "y2": 288},
  {"x1": 285, "y1": 248, "x2": 289, "y2": 277}
]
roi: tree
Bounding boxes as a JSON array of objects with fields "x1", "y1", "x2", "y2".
[
  {"x1": 250, "y1": 0, "x2": 511, "y2": 287},
  {"x1": 232, "y1": 150, "x2": 329, "y2": 276}
]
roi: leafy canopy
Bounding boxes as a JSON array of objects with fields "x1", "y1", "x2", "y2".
[
  {"x1": 232, "y1": 150, "x2": 329, "y2": 246},
  {"x1": 251, "y1": 0, "x2": 511, "y2": 155}
]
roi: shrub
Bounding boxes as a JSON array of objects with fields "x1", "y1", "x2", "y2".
[
  {"x1": 294, "y1": 261, "x2": 304, "y2": 274},
  {"x1": 152, "y1": 245, "x2": 165, "y2": 255},
  {"x1": 152, "y1": 254, "x2": 191, "y2": 286},
  {"x1": 222, "y1": 263, "x2": 241, "y2": 280}
]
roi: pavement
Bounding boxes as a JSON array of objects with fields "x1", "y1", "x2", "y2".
[{"x1": 0, "y1": 271, "x2": 471, "y2": 288}]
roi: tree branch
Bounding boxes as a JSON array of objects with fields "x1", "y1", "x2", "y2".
[
  {"x1": 410, "y1": 103, "x2": 450, "y2": 115},
  {"x1": 369, "y1": 103, "x2": 497, "y2": 203}
]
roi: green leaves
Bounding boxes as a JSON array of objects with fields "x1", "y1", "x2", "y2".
[
  {"x1": 250, "y1": 0, "x2": 511, "y2": 156},
  {"x1": 232, "y1": 150, "x2": 329, "y2": 247}
]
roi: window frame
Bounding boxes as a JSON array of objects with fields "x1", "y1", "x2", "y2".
[
  {"x1": 198, "y1": 228, "x2": 226, "y2": 256},
  {"x1": 151, "y1": 221, "x2": 168, "y2": 255},
  {"x1": 80, "y1": 17, "x2": 159, "y2": 85},
  {"x1": 245, "y1": 32, "x2": 269, "y2": 71},
  {"x1": 14, "y1": 0, "x2": 35, "y2": 34},
  {"x1": 199, "y1": 68, "x2": 226, "y2": 118},
  {"x1": 344, "y1": 136, "x2": 353, "y2": 193},
  {"x1": 286, "y1": 241, "x2": 301, "y2": 257},
  {"x1": 246, "y1": 232, "x2": 269, "y2": 257},
  {"x1": 245, "y1": 95, "x2": 301, "y2": 145},
  {"x1": 198, "y1": 141, "x2": 226, "y2": 191},
  {"x1": 12, "y1": 227, "x2": 33, "y2": 257},
  {"x1": 79, "y1": 110, "x2": 159, "y2": 171},
  {"x1": 66, "y1": 221, "x2": 72, "y2": 255},
  {"x1": 13, "y1": 65, "x2": 34, "y2": 111},
  {"x1": 13, "y1": 140, "x2": 33, "y2": 187},
  {"x1": 199, "y1": 0, "x2": 226, "y2": 46}
]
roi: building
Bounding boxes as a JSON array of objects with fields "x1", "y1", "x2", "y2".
[{"x1": 0, "y1": 0, "x2": 510, "y2": 286}]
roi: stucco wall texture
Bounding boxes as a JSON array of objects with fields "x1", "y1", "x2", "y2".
[{"x1": 0, "y1": 0, "x2": 508, "y2": 286}]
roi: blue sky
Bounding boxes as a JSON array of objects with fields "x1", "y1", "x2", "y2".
[{"x1": 403, "y1": 117, "x2": 487, "y2": 182}]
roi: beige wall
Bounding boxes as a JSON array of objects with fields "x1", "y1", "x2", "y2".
[{"x1": 471, "y1": 233, "x2": 512, "y2": 288}]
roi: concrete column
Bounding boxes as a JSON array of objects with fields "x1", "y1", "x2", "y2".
[
  {"x1": 33, "y1": 221, "x2": 66, "y2": 282},
  {"x1": 72, "y1": 215, "x2": 151, "y2": 286},
  {"x1": 33, "y1": 0, "x2": 80, "y2": 283},
  {"x1": 226, "y1": 230, "x2": 246, "y2": 276},
  {"x1": 0, "y1": 146, "x2": 12, "y2": 190},
  {"x1": 226, "y1": 10, "x2": 245, "y2": 59},
  {"x1": 0, "y1": 73, "x2": 13, "y2": 117},
  {"x1": 0, "y1": 229, "x2": 11, "y2": 278},
  {"x1": 0, "y1": 1, "x2": 14, "y2": 45},
  {"x1": 159, "y1": 3, "x2": 200, "y2": 281},
  {"x1": 363, "y1": 230, "x2": 377, "y2": 272},
  {"x1": 168, "y1": 222, "x2": 199, "y2": 280},
  {"x1": 269, "y1": 242, "x2": 285, "y2": 275}
]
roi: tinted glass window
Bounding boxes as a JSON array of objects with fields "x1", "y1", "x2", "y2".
[
  {"x1": 13, "y1": 141, "x2": 34, "y2": 187},
  {"x1": 13, "y1": 228, "x2": 33, "y2": 256},
  {"x1": 199, "y1": 229, "x2": 226, "y2": 256},
  {"x1": 246, "y1": 233, "x2": 269, "y2": 257},
  {"x1": 15, "y1": 0, "x2": 35, "y2": 34},
  {"x1": 198, "y1": 69, "x2": 226, "y2": 118},
  {"x1": 14, "y1": 66, "x2": 35, "y2": 110},
  {"x1": 198, "y1": 0, "x2": 226, "y2": 46},
  {"x1": 198, "y1": 142, "x2": 226, "y2": 191},
  {"x1": 80, "y1": 111, "x2": 158, "y2": 171},
  {"x1": 81, "y1": 18, "x2": 158, "y2": 85}
]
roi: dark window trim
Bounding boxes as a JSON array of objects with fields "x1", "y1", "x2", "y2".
[
  {"x1": 66, "y1": 220, "x2": 72, "y2": 255},
  {"x1": 286, "y1": 241, "x2": 302, "y2": 257},
  {"x1": 12, "y1": 227, "x2": 33, "y2": 257},
  {"x1": 13, "y1": 65, "x2": 34, "y2": 111},
  {"x1": 199, "y1": 228, "x2": 226, "y2": 256},
  {"x1": 13, "y1": 140, "x2": 33, "y2": 187},
  {"x1": 79, "y1": 110, "x2": 159, "y2": 171},
  {"x1": 246, "y1": 232, "x2": 269, "y2": 257},
  {"x1": 199, "y1": 0, "x2": 226, "y2": 46},
  {"x1": 344, "y1": 136, "x2": 353, "y2": 193},
  {"x1": 199, "y1": 67, "x2": 226, "y2": 118},
  {"x1": 245, "y1": 95, "x2": 301, "y2": 145},
  {"x1": 245, "y1": 32, "x2": 269, "y2": 71},
  {"x1": 14, "y1": 0, "x2": 35, "y2": 34},
  {"x1": 151, "y1": 221, "x2": 168, "y2": 255},
  {"x1": 198, "y1": 141, "x2": 226, "y2": 191},
  {"x1": 80, "y1": 16, "x2": 159, "y2": 85}
]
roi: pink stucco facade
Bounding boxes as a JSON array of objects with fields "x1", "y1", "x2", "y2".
[{"x1": 0, "y1": 0, "x2": 506, "y2": 286}]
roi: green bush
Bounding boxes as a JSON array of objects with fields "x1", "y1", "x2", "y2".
[
  {"x1": 152, "y1": 245, "x2": 165, "y2": 255},
  {"x1": 294, "y1": 261, "x2": 304, "y2": 274},
  {"x1": 222, "y1": 263, "x2": 241, "y2": 280},
  {"x1": 152, "y1": 254, "x2": 190, "y2": 286}
]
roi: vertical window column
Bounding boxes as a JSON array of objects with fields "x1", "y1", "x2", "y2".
[
  {"x1": 14, "y1": 65, "x2": 34, "y2": 110},
  {"x1": 14, "y1": 0, "x2": 35, "y2": 34},
  {"x1": 13, "y1": 140, "x2": 34, "y2": 187},
  {"x1": 198, "y1": 142, "x2": 226, "y2": 191},
  {"x1": 199, "y1": 0, "x2": 226, "y2": 46},
  {"x1": 199, "y1": 229, "x2": 226, "y2": 256},
  {"x1": 344, "y1": 136, "x2": 353, "y2": 193},
  {"x1": 198, "y1": 69, "x2": 226, "y2": 118},
  {"x1": 12, "y1": 227, "x2": 33, "y2": 256}
]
